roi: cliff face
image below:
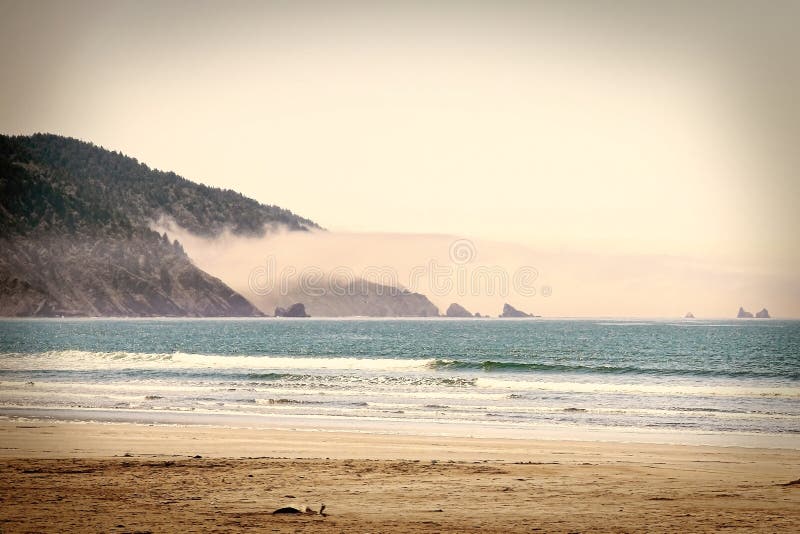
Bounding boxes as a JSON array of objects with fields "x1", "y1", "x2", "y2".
[
  {"x1": 0, "y1": 134, "x2": 319, "y2": 317},
  {"x1": 0, "y1": 235, "x2": 258, "y2": 317}
]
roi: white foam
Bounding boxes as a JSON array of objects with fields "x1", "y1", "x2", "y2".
[
  {"x1": 0, "y1": 351, "x2": 434, "y2": 372},
  {"x1": 475, "y1": 377, "x2": 800, "y2": 398}
]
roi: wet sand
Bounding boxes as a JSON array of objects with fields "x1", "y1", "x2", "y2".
[{"x1": 1, "y1": 420, "x2": 799, "y2": 532}]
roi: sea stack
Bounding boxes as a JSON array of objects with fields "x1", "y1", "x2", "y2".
[
  {"x1": 684, "y1": 312, "x2": 695, "y2": 319},
  {"x1": 737, "y1": 307, "x2": 754, "y2": 318},
  {"x1": 755, "y1": 308, "x2": 771, "y2": 318},
  {"x1": 274, "y1": 303, "x2": 310, "y2": 317},
  {"x1": 446, "y1": 303, "x2": 473, "y2": 317},
  {"x1": 500, "y1": 303, "x2": 532, "y2": 318}
]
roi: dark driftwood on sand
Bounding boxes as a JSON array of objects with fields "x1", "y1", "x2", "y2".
[{"x1": 272, "y1": 504, "x2": 326, "y2": 515}]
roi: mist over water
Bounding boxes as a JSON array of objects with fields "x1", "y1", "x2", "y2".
[{"x1": 160, "y1": 223, "x2": 798, "y2": 318}]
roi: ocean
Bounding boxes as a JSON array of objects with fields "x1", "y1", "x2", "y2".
[{"x1": 1, "y1": 318, "x2": 798, "y2": 448}]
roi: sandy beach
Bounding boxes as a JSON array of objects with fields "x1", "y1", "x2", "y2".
[{"x1": 1, "y1": 420, "x2": 798, "y2": 533}]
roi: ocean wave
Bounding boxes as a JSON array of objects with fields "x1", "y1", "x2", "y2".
[
  {"x1": 0, "y1": 351, "x2": 435, "y2": 372},
  {"x1": 431, "y1": 359, "x2": 800, "y2": 380},
  {"x1": 2, "y1": 351, "x2": 797, "y2": 383}
]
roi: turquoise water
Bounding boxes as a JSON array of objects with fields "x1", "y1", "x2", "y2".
[{"x1": 1, "y1": 318, "x2": 798, "y2": 444}]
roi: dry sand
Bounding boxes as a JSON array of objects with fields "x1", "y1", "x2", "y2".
[{"x1": 1, "y1": 420, "x2": 799, "y2": 533}]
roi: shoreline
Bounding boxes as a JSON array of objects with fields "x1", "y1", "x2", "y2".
[
  {"x1": 2, "y1": 417, "x2": 798, "y2": 460},
  {"x1": 3, "y1": 407, "x2": 799, "y2": 451},
  {"x1": 2, "y1": 419, "x2": 799, "y2": 532}
]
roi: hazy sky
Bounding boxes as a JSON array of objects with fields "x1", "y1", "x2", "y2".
[{"x1": 2, "y1": 1, "x2": 798, "y2": 316}]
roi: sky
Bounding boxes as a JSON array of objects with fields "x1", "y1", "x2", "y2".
[{"x1": 1, "y1": 0, "x2": 798, "y2": 316}]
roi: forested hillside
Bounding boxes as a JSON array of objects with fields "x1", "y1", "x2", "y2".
[
  {"x1": 0, "y1": 134, "x2": 317, "y2": 316},
  {"x1": 2, "y1": 134, "x2": 318, "y2": 236}
]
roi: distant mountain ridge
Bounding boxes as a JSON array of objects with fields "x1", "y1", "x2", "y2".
[{"x1": 0, "y1": 133, "x2": 320, "y2": 316}]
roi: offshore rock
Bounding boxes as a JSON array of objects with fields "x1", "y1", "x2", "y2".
[
  {"x1": 500, "y1": 303, "x2": 532, "y2": 318},
  {"x1": 274, "y1": 303, "x2": 310, "y2": 317},
  {"x1": 446, "y1": 303, "x2": 473, "y2": 317}
]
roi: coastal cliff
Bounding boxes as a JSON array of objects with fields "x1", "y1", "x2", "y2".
[
  {"x1": 1, "y1": 134, "x2": 449, "y2": 318},
  {"x1": 257, "y1": 279, "x2": 439, "y2": 317},
  {"x1": 0, "y1": 134, "x2": 319, "y2": 316}
]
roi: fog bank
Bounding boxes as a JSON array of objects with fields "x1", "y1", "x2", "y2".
[{"x1": 160, "y1": 225, "x2": 798, "y2": 318}]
